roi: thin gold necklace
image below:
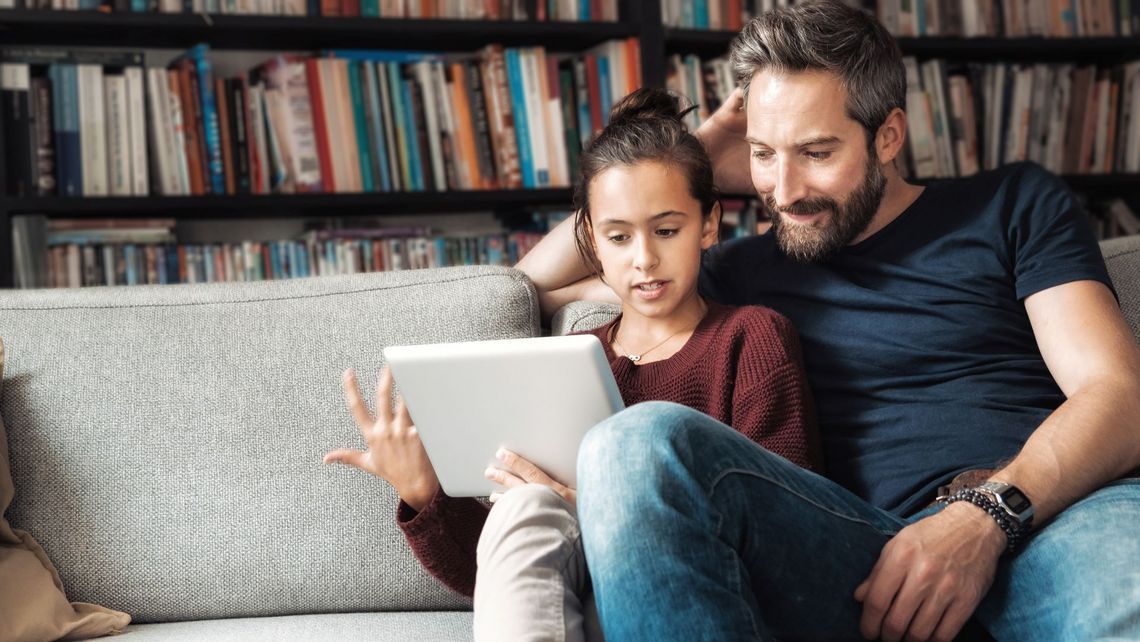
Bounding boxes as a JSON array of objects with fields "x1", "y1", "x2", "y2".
[{"x1": 610, "y1": 302, "x2": 707, "y2": 363}]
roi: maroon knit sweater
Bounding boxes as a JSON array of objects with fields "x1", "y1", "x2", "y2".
[{"x1": 395, "y1": 303, "x2": 823, "y2": 597}]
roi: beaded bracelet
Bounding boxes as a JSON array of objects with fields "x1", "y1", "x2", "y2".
[{"x1": 939, "y1": 488, "x2": 1027, "y2": 553}]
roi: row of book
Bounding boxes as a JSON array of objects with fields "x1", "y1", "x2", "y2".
[
  {"x1": 665, "y1": 53, "x2": 734, "y2": 131},
  {"x1": 0, "y1": 39, "x2": 642, "y2": 198},
  {"x1": 10, "y1": 215, "x2": 554, "y2": 288},
  {"x1": 9, "y1": 199, "x2": 768, "y2": 288},
  {"x1": 902, "y1": 57, "x2": 1140, "y2": 180},
  {"x1": 1091, "y1": 198, "x2": 1140, "y2": 240},
  {"x1": 0, "y1": 0, "x2": 619, "y2": 20},
  {"x1": 879, "y1": 0, "x2": 1140, "y2": 38},
  {"x1": 661, "y1": 0, "x2": 792, "y2": 29}
]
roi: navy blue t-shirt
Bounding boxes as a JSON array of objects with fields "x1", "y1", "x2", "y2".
[{"x1": 700, "y1": 162, "x2": 1115, "y2": 516}]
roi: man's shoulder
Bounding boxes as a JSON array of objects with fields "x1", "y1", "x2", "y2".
[
  {"x1": 934, "y1": 161, "x2": 1069, "y2": 202},
  {"x1": 705, "y1": 232, "x2": 780, "y2": 270}
]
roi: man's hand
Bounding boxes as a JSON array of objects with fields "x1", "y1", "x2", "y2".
[
  {"x1": 485, "y1": 449, "x2": 576, "y2": 508},
  {"x1": 323, "y1": 367, "x2": 440, "y2": 512},
  {"x1": 693, "y1": 86, "x2": 754, "y2": 195},
  {"x1": 853, "y1": 502, "x2": 1006, "y2": 642}
]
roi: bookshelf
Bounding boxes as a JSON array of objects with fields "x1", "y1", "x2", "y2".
[{"x1": 1, "y1": 1, "x2": 1139, "y2": 287}]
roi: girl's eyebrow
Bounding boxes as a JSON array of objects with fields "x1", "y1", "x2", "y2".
[{"x1": 598, "y1": 211, "x2": 688, "y2": 225}]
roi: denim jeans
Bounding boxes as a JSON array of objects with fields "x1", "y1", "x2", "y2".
[{"x1": 576, "y1": 401, "x2": 1140, "y2": 641}]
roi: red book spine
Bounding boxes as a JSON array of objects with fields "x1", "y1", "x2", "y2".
[
  {"x1": 305, "y1": 59, "x2": 335, "y2": 193},
  {"x1": 585, "y1": 53, "x2": 603, "y2": 134}
]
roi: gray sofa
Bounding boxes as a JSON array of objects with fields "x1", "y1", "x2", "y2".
[{"x1": 1, "y1": 236, "x2": 1138, "y2": 641}]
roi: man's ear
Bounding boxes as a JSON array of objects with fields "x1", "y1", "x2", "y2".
[
  {"x1": 701, "y1": 201, "x2": 722, "y2": 250},
  {"x1": 875, "y1": 107, "x2": 908, "y2": 167}
]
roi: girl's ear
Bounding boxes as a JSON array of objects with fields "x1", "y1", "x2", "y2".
[{"x1": 700, "y1": 201, "x2": 722, "y2": 250}]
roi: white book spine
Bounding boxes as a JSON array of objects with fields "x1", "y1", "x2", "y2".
[
  {"x1": 414, "y1": 61, "x2": 447, "y2": 192},
  {"x1": 125, "y1": 66, "x2": 149, "y2": 196},
  {"x1": 538, "y1": 51, "x2": 569, "y2": 187},
  {"x1": 78, "y1": 64, "x2": 109, "y2": 196},
  {"x1": 1127, "y1": 64, "x2": 1140, "y2": 172},
  {"x1": 520, "y1": 49, "x2": 551, "y2": 187},
  {"x1": 145, "y1": 68, "x2": 172, "y2": 195},
  {"x1": 104, "y1": 75, "x2": 132, "y2": 197}
]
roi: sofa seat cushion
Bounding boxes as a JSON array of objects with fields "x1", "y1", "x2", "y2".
[{"x1": 91, "y1": 612, "x2": 473, "y2": 642}]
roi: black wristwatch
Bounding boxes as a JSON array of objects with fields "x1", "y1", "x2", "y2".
[{"x1": 974, "y1": 481, "x2": 1035, "y2": 532}]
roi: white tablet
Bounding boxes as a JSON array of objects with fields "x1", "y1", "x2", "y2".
[{"x1": 383, "y1": 335, "x2": 625, "y2": 497}]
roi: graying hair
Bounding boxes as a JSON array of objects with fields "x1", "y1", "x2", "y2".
[{"x1": 729, "y1": 0, "x2": 906, "y2": 142}]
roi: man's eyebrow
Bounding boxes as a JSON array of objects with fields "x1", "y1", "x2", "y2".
[
  {"x1": 744, "y1": 136, "x2": 842, "y2": 147},
  {"x1": 597, "y1": 211, "x2": 687, "y2": 225}
]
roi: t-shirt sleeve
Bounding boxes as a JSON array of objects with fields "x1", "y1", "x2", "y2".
[
  {"x1": 1007, "y1": 163, "x2": 1115, "y2": 301},
  {"x1": 396, "y1": 488, "x2": 489, "y2": 597},
  {"x1": 730, "y1": 310, "x2": 824, "y2": 473}
]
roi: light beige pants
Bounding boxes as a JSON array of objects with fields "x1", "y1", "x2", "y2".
[{"x1": 473, "y1": 484, "x2": 604, "y2": 642}]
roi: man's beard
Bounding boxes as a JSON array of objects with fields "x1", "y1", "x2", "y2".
[{"x1": 763, "y1": 154, "x2": 886, "y2": 263}]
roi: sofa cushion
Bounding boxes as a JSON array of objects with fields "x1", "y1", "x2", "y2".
[
  {"x1": 0, "y1": 266, "x2": 538, "y2": 623},
  {"x1": 94, "y1": 611, "x2": 473, "y2": 642},
  {"x1": 1, "y1": 338, "x2": 130, "y2": 642},
  {"x1": 1100, "y1": 235, "x2": 1140, "y2": 342}
]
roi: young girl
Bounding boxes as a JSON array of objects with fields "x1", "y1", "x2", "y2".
[{"x1": 324, "y1": 87, "x2": 823, "y2": 642}]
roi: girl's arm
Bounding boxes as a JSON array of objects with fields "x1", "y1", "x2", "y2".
[
  {"x1": 324, "y1": 367, "x2": 484, "y2": 597},
  {"x1": 730, "y1": 311, "x2": 825, "y2": 473},
  {"x1": 396, "y1": 489, "x2": 488, "y2": 598}
]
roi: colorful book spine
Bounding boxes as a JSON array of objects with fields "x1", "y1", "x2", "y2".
[
  {"x1": 346, "y1": 61, "x2": 375, "y2": 193},
  {"x1": 186, "y1": 45, "x2": 226, "y2": 195},
  {"x1": 504, "y1": 47, "x2": 535, "y2": 188}
]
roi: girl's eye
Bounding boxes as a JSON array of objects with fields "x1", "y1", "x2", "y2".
[
  {"x1": 607, "y1": 234, "x2": 629, "y2": 243},
  {"x1": 656, "y1": 228, "x2": 679, "y2": 237},
  {"x1": 751, "y1": 150, "x2": 772, "y2": 161}
]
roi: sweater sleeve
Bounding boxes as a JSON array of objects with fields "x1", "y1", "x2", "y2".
[
  {"x1": 731, "y1": 311, "x2": 825, "y2": 473},
  {"x1": 396, "y1": 488, "x2": 489, "y2": 598}
]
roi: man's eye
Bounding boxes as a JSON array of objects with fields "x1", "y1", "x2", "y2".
[{"x1": 806, "y1": 151, "x2": 832, "y2": 161}]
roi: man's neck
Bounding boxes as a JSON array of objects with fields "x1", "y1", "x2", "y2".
[{"x1": 850, "y1": 172, "x2": 925, "y2": 246}]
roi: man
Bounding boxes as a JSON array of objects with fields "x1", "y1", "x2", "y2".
[{"x1": 515, "y1": 1, "x2": 1140, "y2": 640}]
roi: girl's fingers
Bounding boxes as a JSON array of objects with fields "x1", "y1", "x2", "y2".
[
  {"x1": 497, "y1": 449, "x2": 554, "y2": 486},
  {"x1": 323, "y1": 448, "x2": 367, "y2": 470},
  {"x1": 394, "y1": 395, "x2": 414, "y2": 430},
  {"x1": 342, "y1": 369, "x2": 375, "y2": 432},
  {"x1": 374, "y1": 367, "x2": 395, "y2": 424},
  {"x1": 489, "y1": 492, "x2": 503, "y2": 503},
  {"x1": 485, "y1": 466, "x2": 526, "y2": 489}
]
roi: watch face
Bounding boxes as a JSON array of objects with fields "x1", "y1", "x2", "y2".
[{"x1": 1004, "y1": 491, "x2": 1030, "y2": 514}]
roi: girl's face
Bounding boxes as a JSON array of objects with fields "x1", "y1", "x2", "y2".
[{"x1": 588, "y1": 161, "x2": 719, "y2": 321}]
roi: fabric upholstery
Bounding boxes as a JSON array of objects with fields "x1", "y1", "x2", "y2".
[
  {"x1": 1101, "y1": 235, "x2": 1140, "y2": 342},
  {"x1": 549, "y1": 300, "x2": 620, "y2": 336},
  {"x1": 90, "y1": 612, "x2": 473, "y2": 642},
  {"x1": 0, "y1": 266, "x2": 538, "y2": 623},
  {"x1": 0, "y1": 338, "x2": 130, "y2": 642}
]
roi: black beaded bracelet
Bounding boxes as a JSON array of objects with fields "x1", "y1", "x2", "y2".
[{"x1": 940, "y1": 488, "x2": 1026, "y2": 553}]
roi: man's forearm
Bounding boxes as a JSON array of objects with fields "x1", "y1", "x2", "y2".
[
  {"x1": 992, "y1": 376, "x2": 1140, "y2": 524},
  {"x1": 515, "y1": 216, "x2": 593, "y2": 318}
]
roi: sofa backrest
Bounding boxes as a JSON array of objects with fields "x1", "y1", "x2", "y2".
[
  {"x1": 0, "y1": 266, "x2": 539, "y2": 623},
  {"x1": 553, "y1": 237, "x2": 1140, "y2": 343}
]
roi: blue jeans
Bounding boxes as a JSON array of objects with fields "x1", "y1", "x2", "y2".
[{"x1": 576, "y1": 402, "x2": 1140, "y2": 641}]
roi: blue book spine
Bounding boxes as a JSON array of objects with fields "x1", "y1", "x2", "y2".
[
  {"x1": 505, "y1": 48, "x2": 535, "y2": 188},
  {"x1": 346, "y1": 63, "x2": 376, "y2": 193},
  {"x1": 124, "y1": 245, "x2": 138, "y2": 285},
  {"x1": 302, "y1": 243, "x2": 312, "y2": 277},
  {"x1": 386, "y1": 62, "x2": 414, "y2": 191},
  {"x1": 270, "y1": 242, "x2": 282, "y2": 279},
  {"x1": 400, "y1": 76, "x2": 425, "y2": 192},
  {"x1": 188, "y1": 45, "x2": 225, "y2": 195},
  {"x1": 360, "y1": 0, "x2": 378, "y2": 16},
  {"x1": 915, "y1": 0, "x2": 927, "y2": 35},
  {"x1": 597, "y1": 56, "x2": 612, "y2": 127},
  {"x1": 307, "y1": 0, "x2": 319, "y2": 16},
  {"x1": 78, "y1": 0, "x2": 100, "y2": 8},
  {"x1": 131, "y1": 0, "x2": 147, "y2": 10},
  {"x1": 579, "y1": 0, "x2": 589, "y2": 20},
  {"x1": 166, "y1": 247, "x2": 179, "y2": 284},
  {"x1": 695, "y1": 0, "x2": 708, "y2": 28},
  {"x1": 363, "y1": 63, "x2": 391, "y2": 193},
  {"x1": 49, "y1": 65, "x2": 82, "y2": 197},
  {"x1": 326, "y1": 50, "x2": 434, "y2": 63}
]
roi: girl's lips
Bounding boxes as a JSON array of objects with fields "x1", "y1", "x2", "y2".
[{"x1": 633, "y1": 280, "x2": 668, "y2": 301}]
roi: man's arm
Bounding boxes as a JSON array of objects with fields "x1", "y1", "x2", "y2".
[
  {"x1": 855, "y1": 279, "x2": 1140, "y2": 642},
  {"x1": 693, "y1": 87, "x2": 754, "y2": 195},
  {"x1": 514, "y1": 216, "x2": 619, "y2": 320}
]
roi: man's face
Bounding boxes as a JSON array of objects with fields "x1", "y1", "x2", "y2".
[{"x1": 746, "y1": 69, "x2": 886, "y2": 262}]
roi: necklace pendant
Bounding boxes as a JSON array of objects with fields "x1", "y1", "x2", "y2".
[{"x1": 628, "y1": 354, "x2": 641, "y2": 362}]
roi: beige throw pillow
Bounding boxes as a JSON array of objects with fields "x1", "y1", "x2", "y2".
[{"x1": 0, "y1": 337, "x2": 131, "y2": 642}]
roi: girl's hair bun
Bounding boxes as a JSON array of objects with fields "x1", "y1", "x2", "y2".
[{"x1": 606, "y1": 87, "x2": 696, "y2": 130}]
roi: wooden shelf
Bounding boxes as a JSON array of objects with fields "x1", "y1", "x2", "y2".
[
  {"x1": 0, "y1": 189, "x2": 576, "y2": 218},
  {"x1": 0, "y1": 9, "x2": 637, "y2": 51}
]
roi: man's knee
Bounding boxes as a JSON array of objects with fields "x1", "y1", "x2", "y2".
[{"x1": 577, "y1": 400, "x2": 704, "y2": 486}]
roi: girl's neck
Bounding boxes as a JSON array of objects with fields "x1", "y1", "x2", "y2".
[{"x1": 613, "y1": 292, "x2": 709, "y2": 363}]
